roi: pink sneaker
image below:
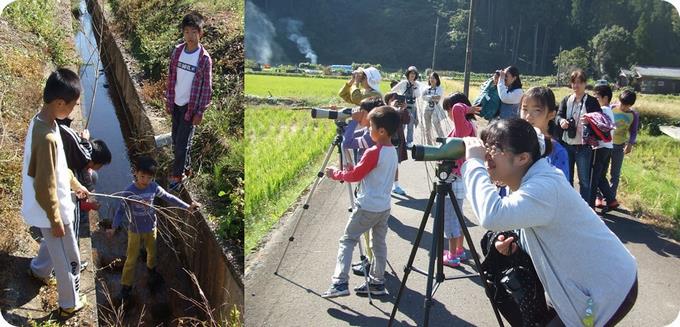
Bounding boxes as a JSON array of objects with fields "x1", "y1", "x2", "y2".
[{"x1": 443, "y1": 251, "x2": 460, "y2": 267}]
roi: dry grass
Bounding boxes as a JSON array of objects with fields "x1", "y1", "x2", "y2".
[{"x1": 0, "y1": 21, "x2": 53, "y2": 256}]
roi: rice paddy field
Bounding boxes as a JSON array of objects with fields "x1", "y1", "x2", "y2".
[{"x1": 245, "y1": 73, "x2": 680, "y2": 253}]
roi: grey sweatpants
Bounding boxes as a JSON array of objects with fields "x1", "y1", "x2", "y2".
[
  {"x1": 171, "y1": 104, "x2": 196, "y2": 177},
  {"x1": 332, "y1": 208, "x2": 390, "y2": 285},
  {"x1": 30, "y1": 224, "x2": 82, "y2": 309}
]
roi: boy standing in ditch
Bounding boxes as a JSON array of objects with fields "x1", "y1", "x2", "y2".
[
  {"x1": 165, "y1": 12, "x2": 213, "y2": 190},
  {"x1": 22, "y1": 68, "x2": 90, "y2": 318},
  {"x1": 108, "y1": 156, "x2": 199, "y2": 301}
]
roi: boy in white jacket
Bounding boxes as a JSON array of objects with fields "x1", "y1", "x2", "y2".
[{"x1": 22, "y1": 69, "x2": 90, "y2": 318}]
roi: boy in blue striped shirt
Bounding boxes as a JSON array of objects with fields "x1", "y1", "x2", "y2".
[{"x1": 107, "y1": 156, "x2": 198, "y2": 300}]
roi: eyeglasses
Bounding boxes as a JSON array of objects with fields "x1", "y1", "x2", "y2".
[{"x1": 484, "y1": 143, "x2": 506, "y2": 158}]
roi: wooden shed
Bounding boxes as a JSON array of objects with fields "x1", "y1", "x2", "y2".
[{"x1": 618, "y1": 66, "x2": 680, "y2": 94}]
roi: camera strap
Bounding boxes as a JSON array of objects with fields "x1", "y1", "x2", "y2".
[{"x1": 571, "y1": 94, "x2": 586, "y2": 121}]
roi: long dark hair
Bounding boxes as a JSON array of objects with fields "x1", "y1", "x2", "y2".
[
  {"x1": 481, "y1": 118, "x2": 552, "y2": 164},
  {"x1": 443, "y1": 92, "x2": 475, "y2": 121},
  {"x1": 505, "y1": 66, "x2": 522, "y2": 92},
  {"x1": 428, "y1": 72, "x2": 441, "y2": 87},
  {"x1": 521, "y1": 86, "x2": 558, "y2": 136}
]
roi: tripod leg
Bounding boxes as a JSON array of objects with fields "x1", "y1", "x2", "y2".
[
  {"x1": 274, "y1": 142, "x2": 338, "y2": 275},
  {"x1": 436, "y1": 187, "x2": 446, "y2": 283},
  {"x1": 341, "y1": 148, "x2": 355, "y2": 213},
  {"x1": 447, "y1": 190, "x2": 505, "y2": 327},
  {"x1": 423, "y1": 190, "x2": 446, "y2": 327},
  {"x1": 356, "y1": 237, "x2": 373, "y2": 304},
  {"x1": 388, "y1": 187, "x2": 437, "y2": 327}
]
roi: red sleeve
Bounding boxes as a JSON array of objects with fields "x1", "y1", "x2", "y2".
[
  {"x1": 331, "y1": 145, "x2": 381, "y2": 182},
  {"x1": 448, "y1": 103, "x2": 474, "y2": 137}
]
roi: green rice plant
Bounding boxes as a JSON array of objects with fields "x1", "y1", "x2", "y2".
[
  {"x1": 244, "y1": 106, "x2": 336, "y2": 252},
  {"x1": 245, "y1": 74, "x2": 395, "y2": 106}
]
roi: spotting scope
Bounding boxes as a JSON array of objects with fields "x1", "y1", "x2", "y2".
[{"x1": 412, "y1": 137, "x2": 465, "y2": 161}]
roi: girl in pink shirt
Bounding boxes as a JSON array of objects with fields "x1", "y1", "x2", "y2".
[{"x1": 439, "y1": 93, "x2": 479, "y2": 266}]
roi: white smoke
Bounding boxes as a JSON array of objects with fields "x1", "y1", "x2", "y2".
[
  {"x1": 245, "y1": 1, "x2": 277, "y2": 64},
  {"x1": 281, "y1": 18, "x2": 318, "y2": 64}
]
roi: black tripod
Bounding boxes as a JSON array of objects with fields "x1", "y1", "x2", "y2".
[
  {"x1": 388, "y1": 161, "x2": 505, "y2": 327},
  {"x1": 274, "y1": 121, "x2": 374, "y2": 302}
]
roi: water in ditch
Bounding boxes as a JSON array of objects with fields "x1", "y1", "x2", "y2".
[{"x1": 74, "y1": 0, "x2": 198, "y2": 324}]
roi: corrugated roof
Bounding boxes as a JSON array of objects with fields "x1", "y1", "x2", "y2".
[
  {"x1": 633, "y1": 66, "x2": 680, "y2": 79},
  {"x1": 619, "y1": 69, "x2": 633, "y2": 77}
]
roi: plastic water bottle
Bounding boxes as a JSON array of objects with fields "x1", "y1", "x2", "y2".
[{"x1": 582, "y1": 298, "x2": 594, "y2": 327}]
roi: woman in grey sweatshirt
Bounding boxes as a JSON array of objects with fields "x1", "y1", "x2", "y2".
[{"x1": 461, "y1": 118, "x2": 637, "y2": 327}]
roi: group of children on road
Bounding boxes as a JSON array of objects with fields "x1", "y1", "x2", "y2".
[
  {"x1": 20, "y1": 12, "x2": 211, "y2": 319},
  {"x1": 323, "y1": 64, "x2": 639, "y2": 325}
]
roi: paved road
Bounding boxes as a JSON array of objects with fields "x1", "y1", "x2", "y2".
[{"x1": 245, "y1": 137, "x2": 680, "y2": 326}]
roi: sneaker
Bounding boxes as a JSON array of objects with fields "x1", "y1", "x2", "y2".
[
  {"x1": 57, "y1": 295, "x2": 87, "y2": 319},
  {"x1": 352, "y1": 261, "x2": 370, "y2": 276},
  {"x1": 443, "y1": 252, "x2": 460, "y2": 268},
  {"x1": 27, "y1": 268, "x2": 56, "y2": 286},
  {"x1": 80, "y1": 260, "x2": 88, "y2": 272},
  {"x1": 607, "y1": 199, "x2": 620, "y2": 210},
  {"x1": 354, "y1": 282, "x2": 388, "y2": 296},
  {"x1": 455, "y1": 248, "x2": 467, "y2": 261},
  {"x1": 321, "y1": 283, "x2": 350, "y2": 298},
  {"x1": 595, "y1": 197, "x2": 606, "y2": 209},
  {"x1": 168, "y1": 176, "x2": 184, "y2": 191},
  {"x1": 392, "y1": 185, "x2": 407, "y2": 195},
  {"x1": 406, "y1": 142, "x2": 414, "y2": 149}
]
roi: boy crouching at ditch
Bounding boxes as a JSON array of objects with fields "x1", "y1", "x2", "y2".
[
  {"x1": 22, "y1": 69, "x2": 90, "y2": 318},
  {"x1": 322, "y1": 106, "x2": 400, "y2": 297},
  {"x1": 107, "y1": 156, "x2": 199, "y2": 301}
]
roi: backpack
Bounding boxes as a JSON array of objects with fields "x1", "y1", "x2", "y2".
[
  {"x1": 480, "y1": 231, "x2": 555, "y2": 326},
  {"x1": 473, "y1": 78, "x2": 501, "y2": 121}
]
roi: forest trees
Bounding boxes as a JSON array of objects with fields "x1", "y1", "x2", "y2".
[
  {"x1": 590, "y1": 25, "x2": 633, "y2": 80},
  {"x1": 248, "y1": 0, "x2": 680, "y2": 76}
]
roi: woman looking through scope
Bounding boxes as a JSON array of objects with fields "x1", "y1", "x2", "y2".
[{"x1": 461, "y1": 119, "x2": 637, "y2": 327}]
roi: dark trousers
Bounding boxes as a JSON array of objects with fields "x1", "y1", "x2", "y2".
[
  {"x1": 564, "y1": 143, "x2": 593, "y2": 203},
  {"x1": 171, "y1": 104, "x2": 195, "y2": 177},
  {"x1": 590, "y1": 147, "x2": 616, "y2": 206}
]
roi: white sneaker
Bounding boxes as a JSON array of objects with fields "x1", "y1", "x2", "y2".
[{"x1": 406, "y1": 142, "x2": 414, "y2": 149}]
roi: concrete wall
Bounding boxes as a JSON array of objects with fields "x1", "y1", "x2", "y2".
[{"x1": 87, "y1": 0, "x2": 243, "y2": 320}]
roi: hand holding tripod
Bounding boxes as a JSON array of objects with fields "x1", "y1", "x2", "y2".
[{"x1": 388, "y1": 160, "x2": 505, "y2": 327}]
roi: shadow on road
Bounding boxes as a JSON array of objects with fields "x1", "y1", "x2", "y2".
[{"x1": 602, "y1": 211, "x2": 680, "y2": 259}]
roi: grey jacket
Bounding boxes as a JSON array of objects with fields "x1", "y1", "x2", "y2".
[{"x1": 463, "y1": 158, "x2": 637, "y2": 326}]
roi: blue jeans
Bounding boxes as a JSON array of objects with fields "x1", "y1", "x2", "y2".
[
  {"x1": 405, "y1": 106, "x2": 416, "y2": 144},
  {"x1": 171, "y1": 104, "x2": 196, "y2": 177},
  {"x1": 610, "y1": 144, "x2": 625, "y2": 199},
  {"x1": 564, "y1": 143, "x2": 593, "y2": 203}
]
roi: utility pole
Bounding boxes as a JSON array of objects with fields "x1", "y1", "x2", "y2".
[
  {"x1": 432, "y1": 14, "x2": 440, "y2": 70},
  {"x1": 463, "y1": 0, "x2": 476, "y2": 97}
]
